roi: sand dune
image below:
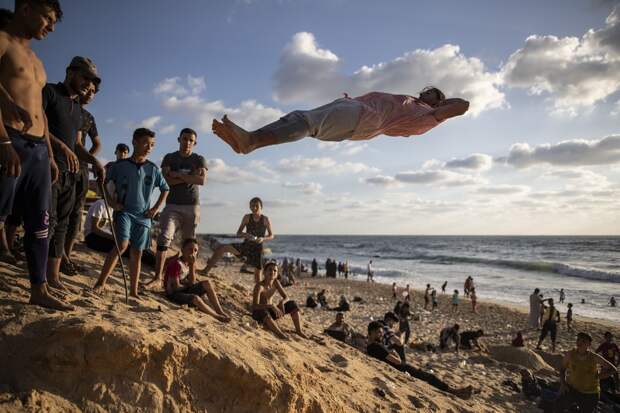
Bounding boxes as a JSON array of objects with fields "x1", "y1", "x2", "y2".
[{"x1": 1, "y1": 240, "x2": 618, "y2": 412}]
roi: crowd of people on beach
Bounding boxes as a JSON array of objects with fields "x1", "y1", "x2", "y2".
[{"x1": 0, "y1": 2, "x2": 618, "y2": 411}]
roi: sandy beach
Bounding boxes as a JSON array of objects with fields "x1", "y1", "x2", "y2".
[{"x1": 1, "y1": 239, "x2": 619, "y2": 413}]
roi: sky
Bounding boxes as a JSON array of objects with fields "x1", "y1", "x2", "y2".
[{"x1": 4, "y1": 0, "x2": 620, "y2": 235}]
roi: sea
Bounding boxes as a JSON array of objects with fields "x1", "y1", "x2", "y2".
[{"x1": 248, "y1": 235, "x2": 620, "y2": 323}]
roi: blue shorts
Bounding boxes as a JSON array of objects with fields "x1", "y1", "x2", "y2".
[{"x1": 114, "y1": 211, "x2": 150, "y2": 251}]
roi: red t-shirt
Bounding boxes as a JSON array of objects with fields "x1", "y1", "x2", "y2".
[{"x1": 164, "y1": 257, "x2": 189, "y2": 295}]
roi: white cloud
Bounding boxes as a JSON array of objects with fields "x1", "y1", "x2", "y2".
[
  {"x1": 317, "y1": 140, "x2": 369, "y2": 156},
  {"x1": 139, "y1": 116, "x2": 161, "y2": 129},
  {"x1": 159, "y1": 124, "x2": 177, "y2": 135},
  {"x1": 363, "y1": 175, "x2": 400, "y2": 187},
  {"x1": 282, "y1": 181, "x2": 323, "y2": 195},
  {"x1": 273, "y1": 32, "x2": 505, "y2": 116},
  {"x1": 156, "y1": 76, "x2": 284, "y2": 133},
  {"x1": 264, "y1": 199, "x2": 302, "y2": 208},
  {"x1": 394, "y1": 169, "x2": 484, "y2": 186},
  {"x1": 543, "y1": 169, "x2": 610, "y2": 187},
  {"x1": 504, "y1": 135, "x2": 620, "y2": 168},
  {"x1": 476, "y1": 184, "x2": 529, "y2": 195},
  {"x1": 444, "y1": 153, "x2": 493, "y2": 171},
  {"x1": 502, "y1": 6, "x2": 620, "y2": 115},
  {"x1": 276, "y1": 156, "x2": 379, "y2": 175},
  {"x1": 206, "y1": 158, "x2": 265, "y2": 184}
]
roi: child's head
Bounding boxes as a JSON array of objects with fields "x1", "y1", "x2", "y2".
[
  {"x1": 383, "y1": 311, "x2": 399, "y2": 327},
  {"x1": 604, "y1": 331, "x2": 613, "y2": 342},
  {"x1": 249, "y1": 197, "x2": 263, "y2": 214},
  {"x1": 262, "y1": 261, "x2": 278, "y2": 282},
  {"x1": 368, "y1": 321, "x2": 383, "y2": 340},
  {"x1": 181, "y1": 238, "x2": 199, "y2": 258},
  {"x1": 576, "y1": 332, "x2": 592, "y2": 350},
  {"x1": 568, "y1": 303, "x2": 573, "y2": 308},
  {"x1": 454, "y1": 289, "x2": 459, "y2": 294},
  {"x1": 132, "y1": 128, "x2": 156, "y2": 157},
  {"x1": 336, "y1": 312, "x2": 344, "y2": 323}
]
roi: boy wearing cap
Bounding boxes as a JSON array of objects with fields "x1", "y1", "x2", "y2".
[
  {"x1": 62, "y1": 78, "x2": 102, "y2": 275},
  {"x1": 44, "y1": 55, "x2": 105, "y2": 291},
  {"x1": 94, "y1": 128, "x2": 169, "y2": 298},
  {"x1": 0, "y1": 0, "x2": 72, "y2": 310}
]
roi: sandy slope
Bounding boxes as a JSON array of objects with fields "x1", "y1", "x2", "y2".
[{"x1": 1, "y1": 240, "x2": 618, "y2": 412}]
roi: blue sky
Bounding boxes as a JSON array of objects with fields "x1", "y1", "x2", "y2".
[{"x1": 4, "y1": 0, "x2": 620, "y2": 234}]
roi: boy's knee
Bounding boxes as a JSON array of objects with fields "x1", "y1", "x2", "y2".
[
  {"x1": 201, "y1": 280, "x2": 212, "y2": 289},
  {"x1": 191, "y1": 295, "x2": 202, "y2": 306}
]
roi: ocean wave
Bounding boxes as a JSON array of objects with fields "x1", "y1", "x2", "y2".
[{"x1": 415, "y1": 254, "x2": 620, "y2": 283}]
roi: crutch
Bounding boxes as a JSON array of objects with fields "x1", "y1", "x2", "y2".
[{"x1": 99, "y1": 181, "x2": 129, "y2": 304}]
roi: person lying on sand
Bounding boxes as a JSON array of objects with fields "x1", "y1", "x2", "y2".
[
  {"x1": 212, "y1": 87, "x2": 469, "y2": 154},
  {"x1": 512, "y1": 331, "x2": 525, "y2": 347},
  {"x1": 251, "y1": 262, "x2": 307, "y2": 339},
  {"x1": 199, "y1": 197, "x2": 273, "y2": 284},
  {"x1": 163, "y1": 238, "x2": 230, "y2": 322},
  {"x1": 330, "y1": 295, "x2": 350, "y2": 312},
  {"x1": 367, "y1": 321, "x2": 473, "y2": 400},
  {"x1": 324, "y1": 312, "x2": 351, "y2": 342}
]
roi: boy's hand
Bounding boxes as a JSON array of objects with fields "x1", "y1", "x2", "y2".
[{"x1": 145, "y1": 207, "x2": 159, "y2": 219}]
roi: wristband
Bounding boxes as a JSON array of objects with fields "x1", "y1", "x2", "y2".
[{"x1": 0, "y1": 140, "x2": 11, "y2": 145}]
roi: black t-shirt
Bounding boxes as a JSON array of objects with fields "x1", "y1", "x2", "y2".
[
  {"x1": 161, "y1": 151, "x2": 207, "y2": 205},
  {"x1": 43, "y1": 82, "x2": 83, "y2": 172},
  {"x1": 367, "y1": 342, "x2": 390, "y2": 362}
]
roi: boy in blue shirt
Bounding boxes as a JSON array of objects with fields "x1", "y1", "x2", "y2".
[{"x1": 94, "y1": 128, "x2": 169, "y2": 298}]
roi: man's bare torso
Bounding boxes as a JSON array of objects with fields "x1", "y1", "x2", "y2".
[{"x1": 0, "y1": 31, "x2": 47, "y2": 137}]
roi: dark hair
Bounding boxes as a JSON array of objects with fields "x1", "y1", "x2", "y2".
[
  {"x1": 133, "y1": 127, "x2": 155, "y2": 140},
  {"x1": 567, "y1": 303, "x2": 573, "y2": 308},
  {"x1": 383, "y1": 311, "x2": 399, "y2": 323},
  {"x1": 476, "y1": 329, "x2": 484, "y2": 337},
  {"x1": 263, "y1": 261, "x2": 277, "y2": 273},
  {"x1": 15, "y1": 0, "x2": 63, "y2": 21},
  {"x1": 420, "y1": 86, "x2": 445, "y2": 102},
  {"x1": 179, "y1": 127, "x2": 197, "y2": 138},
  {"x1": 182, "y1": 238, "x2": 199, "y2": 248},
  {"x1": 577, "y1": 332, "x2": 592, "y2": 343},
  {"x1": 453, "y1": 323, "x2": 460, "y2": 330},
  {"x1": 0, "y1": 8, "x2": 13, "y2": 29},
  {"x1": 336, "y1": 312, "x2": 344, "y2": 318},
  {"x1": 534, "y1": 288, "x2": 540, "y2": 294},
  {"x1": 115, "y1": 143, "x2": 129, "y2": 153},
  {"x1": 604, "y1": 331, "x2": 612, "y2": 338},
  {"x1": 368, "y1": 321, "x2": 383, "y2": 335},
  {"x1": 249, "y1": 197, "x2": 263, "y2": 208}
]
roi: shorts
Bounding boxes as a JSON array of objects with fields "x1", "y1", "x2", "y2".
[
  {"x1": 114, "y1": 211, "x2": 150, "y2": 251},
  {"x1": 167, "y1": 282, "x2": 207, "y2": 305},
  {"x1": 256, "y1": 98, "x2": 362, "y2": 143},
  {"x1": 539, "y1": 320, "x2": 557, "y2": 342},
  {"x1": 252, "y1": 300, "x2": 299, "y2": 323},
  {"x1": 231, "y1": 240, "x2": 263, "y2": 269},
  {"x1": 157, "y1": 203, "x2": 200, "y2": 249}
]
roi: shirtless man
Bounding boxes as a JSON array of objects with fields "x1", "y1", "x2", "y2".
[
  {"x1": 0, "y1": 0, "x2": 71, "y2": 310},
  {"x1": 212, "y1": 87, "x2": 469, "y2": 154}
]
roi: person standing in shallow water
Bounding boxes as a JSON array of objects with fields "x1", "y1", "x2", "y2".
[{"x1": 200, "y1": 197, "x2": 273, "y2": 283}]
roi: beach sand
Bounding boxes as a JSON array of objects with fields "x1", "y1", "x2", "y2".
[{"x1": 1, "y1": 239, "x2": 618, "y2": 412}]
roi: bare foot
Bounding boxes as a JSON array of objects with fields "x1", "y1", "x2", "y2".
[
  {"x1": 143, "y1": 277, "x2": 161, "y2": 289},
  {"x1": 296, "y1": 331, "x2": 309, "y2": 339},
  {"x1": 217, "y1": 313, "x2": 231, "y2": 323},
  {"x1": 212, "y1": 118, "x2": 241, "y2": 153},
  {"x1": 92, "y1": 283, "x2": 106, "y2": 295},
  {"x1": 30, "y1": 285, "x2": 74, "y2": 311},
  {"x1": 222, "y1": 115, "x2": 253, "y2": 154},
  {"x1": 48, "y1": 279, "x2": 70, "y2": 293},
  {"x1": 129, "y1": 292, "x2": 141, "y2": 300},
  {"x1": 453, "y1": 385, "x2": 473, "y2": 400}
]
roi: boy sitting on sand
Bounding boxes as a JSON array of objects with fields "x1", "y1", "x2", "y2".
[
  {"x1": 324, "y1": 312, "x2": 352, "y2": 342},
  {"x1": 383, "y1": 311, "x2": 407, "y2": 363},
  {"x1": 367, "y1": 321, "x2": 473, "y2": 399},
  {"x1": 251, "y1": 261, "x2": 307, "y2": 339},
  {"x1": 163, "y1": 238, "x2": 230, "y2": 322}
]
